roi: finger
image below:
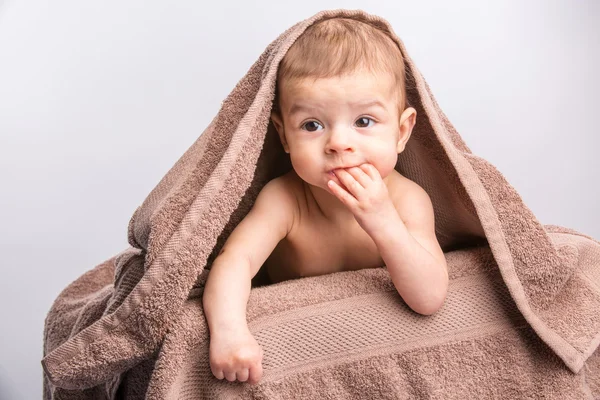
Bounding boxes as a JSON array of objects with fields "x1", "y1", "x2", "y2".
[
  {"x1": 334, "y1": 169, "x2": 364, "y2": 197},
  {"x1": 237, "y1": 368, "x2": 250, "y2": 382},
  {"x1": 328, "y1": 179, "x2": 358, "y2": 206},
  {"x1": 248, "y1": 361, "x2": 263, "y2": 386},
  {"x1": 360, "y1": 163, "x2": 381, "y2": 181},
  {"x1": 213, "y1": 367, "x2": 225, "y2": 380},
  {"x1": 346, "y1": 166, "x2": 371, "y2": 187},
  {"x1": 225, "y1": 370, "x2": 237, "y2": 382}
]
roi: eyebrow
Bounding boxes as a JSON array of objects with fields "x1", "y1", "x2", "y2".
[{"x1": 288, "y1": 99, "x2": 386, "y2": 116}]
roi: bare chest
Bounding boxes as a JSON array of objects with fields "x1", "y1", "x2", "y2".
[{"x1": 263, "y1": 214, "x2": 384, "y2": 284}]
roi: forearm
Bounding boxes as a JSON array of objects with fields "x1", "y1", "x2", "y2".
[
  {"x1": 202, "y1": 254, "x2": 252, "y2": 334},
  {"x1": 370, "y1": 214, "x2": 448, "y2": 315}
]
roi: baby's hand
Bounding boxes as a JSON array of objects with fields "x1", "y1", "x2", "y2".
[
  {"x1": 328, "y1": 163, "x2": 398, "y2": 235},
  {"x1": 208, "y1": 326, "x2": 264, "y2": 385}
]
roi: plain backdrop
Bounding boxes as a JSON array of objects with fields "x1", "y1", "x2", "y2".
[{"x1": 0, "y1": 1, "x2": 598, "y2": 398}]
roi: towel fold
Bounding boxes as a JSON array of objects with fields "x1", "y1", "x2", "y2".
[{"x1": 42, "y1": 9, "x2": 600, "y2": 399}]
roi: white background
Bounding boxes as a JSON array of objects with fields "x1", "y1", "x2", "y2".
[{"x1": 0, "y1": 1, "x2": 598, "y2": 398}]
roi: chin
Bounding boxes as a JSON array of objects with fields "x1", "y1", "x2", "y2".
[
  {"x1": 292, "y1": 168, "x2": 324, "y2": 189},
  {"x1": 307, "y1": 173, "x2": 335, "y2": 193}
]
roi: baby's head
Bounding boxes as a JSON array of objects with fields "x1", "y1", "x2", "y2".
[{"x1": 270, "y1": 17, "x2": 417, "y2": 191}]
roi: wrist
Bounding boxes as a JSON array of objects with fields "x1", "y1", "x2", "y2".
[{"x1": 364, "y1": 210, "x2": 404, "y2": 244}]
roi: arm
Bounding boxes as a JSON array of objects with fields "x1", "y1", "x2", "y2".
[
  {"x1": 202, "y1": 177, "x2": 296, "y2": 333},
  {"x1": 370, "y1": 185, "x2": 448, "y2": 316},
  {"x1": 326, "y1": 164, "x2": 447, "y2": 316},
  {"x1": 203, "y1": 252, "x2": 253, "y2": 332}
]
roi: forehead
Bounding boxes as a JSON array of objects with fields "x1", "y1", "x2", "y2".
[{"x1": 281, "y1": 70, "x2": 396, "y2": 112}]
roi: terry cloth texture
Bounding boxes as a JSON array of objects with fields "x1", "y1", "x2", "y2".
[{"x1": 42, "y1": 8, "x2": 600, "y2": 400}]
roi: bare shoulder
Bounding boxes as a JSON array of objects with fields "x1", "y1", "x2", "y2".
[
  {"x1": 216, "y1": 172, "x2": 301, "y2": 277},
  {"x1": 391, "y1": 173, "x2": 434, "y2": 227},
  {"x1": 260, "y1": 171, "x2": 301, "y2": 231},
  {"x1": 392, "y1": 174, "x2": 431, "y2": 209}
]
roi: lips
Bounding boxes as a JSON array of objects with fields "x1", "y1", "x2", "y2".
[
  {"x1": 327, "y1": 168, "x2": 351, "y2": 191},
  {"x1": 328, "y1": 165, "x2": 358, "y2": 172},
  {"x1": 327, "y1": 166, "x2": 356, "y2": 182}
]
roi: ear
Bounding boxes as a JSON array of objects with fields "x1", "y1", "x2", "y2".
[
  {"x1": 271, "y1": 111, "x2": 290, "y2": 153},
  {"x1": 397, "y1": 107, "x2": 417, "y2": 154}
]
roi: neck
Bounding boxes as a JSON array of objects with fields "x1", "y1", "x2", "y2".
[{"x1": 305, "y1": 182, "x2": 355, "y2": 223}]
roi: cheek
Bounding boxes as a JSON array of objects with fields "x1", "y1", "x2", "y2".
[
  {"x1": 289, "y1": 150, "x2": 314, "y2": 176},
  {"x1": 370, "y1": 147, "x2": 398, "y2": 178}
]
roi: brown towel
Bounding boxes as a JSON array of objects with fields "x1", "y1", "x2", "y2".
[{"x1": 42, "y1": 9, "x2": 600, "y2": 399}]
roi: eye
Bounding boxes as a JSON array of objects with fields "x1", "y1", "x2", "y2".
[
  {"x1": 300, "y1": 120, "x2": 323, "y2": 132},
  {"x1": 300, "y1": 117, "x2": 375, "y2": 132},
  {"x1": 355, "y1": 117, "x2": 375, "y2": 128}
]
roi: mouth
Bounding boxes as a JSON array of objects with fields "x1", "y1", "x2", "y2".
[
  {"x1": 328, "y1": 169, "x2": 342, "y2": 180},
  {"x1": 328, "y1": 165, "x2": 357, "y2": 176},
  {"x1": 329, "y1": 165, "x2": 356, "y2": 172},
  {"x1": 326, "y1": 168, "x2": 351, "y2": 190}
]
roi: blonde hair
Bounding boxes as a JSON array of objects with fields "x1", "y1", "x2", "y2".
[{"x1": 273, "y1": 17, "x2": 411, "y2": 117}]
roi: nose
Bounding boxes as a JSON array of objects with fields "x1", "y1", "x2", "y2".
[{"x1": 325, "y1": 128, "x2": 355, "y2": 154}]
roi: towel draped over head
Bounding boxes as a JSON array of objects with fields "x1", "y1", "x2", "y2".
[{"x1": 41, "y1": 9, "x2": 600, "y2": 399}]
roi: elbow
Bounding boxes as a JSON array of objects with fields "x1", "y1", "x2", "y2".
[
  {"x1": 414, "y1": 273, "x2": 448, "y2": 316},
  {"x1": 414, "y1": 296, "x2": 446, "y2": 316},
  {"x1": 413, "y1": 294, "x2": 446, "y2": 316}
]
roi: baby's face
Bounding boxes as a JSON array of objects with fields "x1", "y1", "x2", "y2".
[{"x1": 271, "y1": 69, "x2": 415, "y2": 192}]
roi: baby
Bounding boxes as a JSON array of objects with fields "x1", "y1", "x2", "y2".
[{"x1": 202, "y1": 18, "x2": 448, "y2": 386}]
